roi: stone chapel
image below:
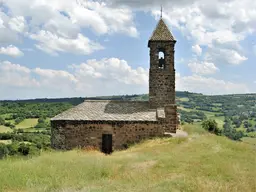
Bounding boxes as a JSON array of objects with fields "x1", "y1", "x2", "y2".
[{"x1": 51, "y1": 18, "x2": 179, "y2": 154}]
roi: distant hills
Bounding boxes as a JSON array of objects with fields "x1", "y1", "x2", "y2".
[{"x1": 1, "y1": 91, "x2": 255, "y2": 105}]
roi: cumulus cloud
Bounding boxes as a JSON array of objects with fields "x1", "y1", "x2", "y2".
[
  {"x1": 0, "y1": 61, "x2": 38, "y2": 88},
  {"x1": 206, "y1": 48, "x2": 248, "y2": 65},
  {"x1": 69, "y1": 58, "x2": 148, "y2": 96},
  {"x1": 0, "y1": 18, "x2": 5, "y2": 29},
  {"x1": 0, "y1": 45, "x2": 24, "y2": 57},
  {"x1": 176, "y1": 74, "x2": 249, "y2": 95},
  {"x1": 192, "y1": 44, "x2": 202, "y2": 56},
  {"x1": 0, "y1": 59, "x2": 251, "y2": 100},
  {"x1": 188, "y1": 61, "x2": 219, "y2": 75},
  {"x1": 107, "y1": 0, "x2": 196, "y2": 9},
  {"x1": 1, "y1": 0, "x2": 138, "y2": 37},
  {"x1": 0, "y1": 11, "x2": 20, "y2": 44},
  {"x1": 29, "y1": 31, "x2": 104, "y2": 56},
  {"x1": 0, "y1": 0, "x2": 138, "y2": 55},
  {"x1": 8, "y1": 16, "x2": 26, "y2": 33}
]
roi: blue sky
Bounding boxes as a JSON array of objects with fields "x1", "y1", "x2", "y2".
[{"x1": 0, "y1": 0, "x2": 255, "y2": 100}]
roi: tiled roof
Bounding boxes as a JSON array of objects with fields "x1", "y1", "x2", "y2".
[
  {"x1": 149, "y1": 18, "x2": 175, "y2": 41},
  {"x1": 51, "y1": 100, "x2": 157, "y2": 121}
]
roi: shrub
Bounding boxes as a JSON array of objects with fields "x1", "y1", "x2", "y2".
[
  {"x1": 0, "y1": 133, "x2": 13, "y2": 140},
  {"x1": 18, "y1": 143, "x2": 40, "y2": 156},
  {"x1": 6, "y1": 142, "x2": 19, "y2": 156},
  {"x1": 15, "y1": 117, "x2": 24, "y2": 125},
  {"x1": 202, "y1": 119, "x2": 221, "y2": 135},
  {"x1": 4, "y1": 122, "x2": 11, "y2": 127},
  {"x1": 246, "y1": 127, "x2": 256, "y2": 133},
  {"x1": 223, "y1": 120, "x2": 244, "y2": 141},
  {"x1": 18, "y1": 143, "x2": 30, "y2": 156}
]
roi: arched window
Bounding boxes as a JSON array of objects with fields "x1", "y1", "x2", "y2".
[{"x1": 158, "y1": 51, "x2": 165, "y2": 69}]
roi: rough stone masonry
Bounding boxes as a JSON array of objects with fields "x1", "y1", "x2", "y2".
[{"x1": 51, "y1": 18, "x2": 179, "y2": 153}]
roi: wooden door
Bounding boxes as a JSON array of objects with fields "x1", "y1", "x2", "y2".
[{"x1": 102, "y1": 134, "x2": 112, "y2": 154}]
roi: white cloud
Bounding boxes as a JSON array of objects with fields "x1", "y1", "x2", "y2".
[
  {"x1": 188, "y1": 61, "x2": 219, "y2": 75},
  {"x1": 176, "y1": 74, "x2": 249, "y2": 95},
  {"x1": 0, "y1": 59, "x2": 251, "y2": 100},
  {"x1": 8, "y1": 16, "x2": 26, "y2": 33},
  {"x1": 33, "y1": 68, "x2": 78, "y2": 83},
  {"x1": 0, "y1": 18, "x2": 5, "y2": 29},
  {"x1": 0, "y1": 11, "x2": 20, "y2": 44},
  {"x1": 0, "y1": 59, "x2": 149, "y2": 99},
  {"x1": 2, "y1": 0, "x2": 138, "y2": 37},
  {"x1": 69, "y1": 58, "x2": 148, "y2": 96},
  {"x1": 192, "y1": 44, "x2": 202, "y2": 56},
  {"x1": 0, "y1": 61, "x2": 38, "y2": 88},
  {"x1": 71, "y1": 58, "x2": 148, "y2": 85},
  {"x1": 0, "y1": 0, "x2": 138, "y2": 55},
  {"x1": 108, "y1": 0, "x2": 196, "y2": 9},
  {"x1": 0, "y1": 45, "x2": 24, "y2": 57},
  {"x1": 29, "y1": 31, "x2": 104, "y2": 55},
  {"x1": 206, "y1": 48, "x2": 248, "y2": 65},
  {"x1": 72, "y1": 1, "x2": 138, "y2": 37}
]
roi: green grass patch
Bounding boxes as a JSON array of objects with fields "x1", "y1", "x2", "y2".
[
  {"x1": 1, "y1": 126, "x2": 255, "y2": 192},
  {"x1": 214, "y1": 116, "x2": 225, "y2": 129},
  {"x1": 242, "y1": 137, "x2": 256, "y2": 146},
  {"x1": 212, "y1": 103, "x2": 223, "y2": 107},
  {"x1": 248, "y1": 119, "x2": 256, "y2": 127},
  {"x1": 236, "y1": 127, "x2": 247, "y2": 132},
  {"x1": 246, "y1": 132, "x2": 256, "y2": 138},
  {"x1": 15, "y1": 118, "x2": 38, "y2": 129},
  {"x1": 0, "y1": 140, "x2": 12, "y2": 144},
  {"x1": 0, "y1": 125, "x2": 12, "y2": 133},
  {"x1": 178, "y1": 97, "x2": 189, "y2": 102},
  {"x1": 182, "y1": 123, "x2": 207, "y2": 135},
  {"x1": 0, "y1": 113, "x2": 13, "y2": 119},
  {"x1": 178, "y1": 106, "x2": 194, "y2": 112},
  {"x1": 6, "y1": 119, "x2": 15, "y2": 124},
  {"x1": 22, "y1": 128, "x2": 47, "y2": 133}
]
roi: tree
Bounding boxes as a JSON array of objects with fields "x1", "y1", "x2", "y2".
[{"x1": 202, "y1": 119, "x2": 220, "y2": 135}]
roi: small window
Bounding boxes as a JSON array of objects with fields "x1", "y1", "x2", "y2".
[{"x1": 158, "y1": 51, "x2": 165, "y2": 69}]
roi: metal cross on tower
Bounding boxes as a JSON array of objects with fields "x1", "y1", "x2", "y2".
[{"x1": 161, "y1": 6, "x2": 163, "y2": 18}]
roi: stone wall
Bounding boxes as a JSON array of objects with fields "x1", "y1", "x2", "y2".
[
  {"x1": 148, "y1": 41, "x2": 176, "y2": 109},
  {"x1": 164, "y1": 105, "x2": 178, "y2": 132},
  {"x1": 51, "y1": 120, "x2": 164, "y2": 151}
]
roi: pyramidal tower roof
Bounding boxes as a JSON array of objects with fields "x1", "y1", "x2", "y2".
[{"x1": 149, "y1": 18, "x2": 175, "y2": 42}]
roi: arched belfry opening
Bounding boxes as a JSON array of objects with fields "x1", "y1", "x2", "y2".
[{"x1": 158, "y1": 50, "x2": 165, "y2": 69}]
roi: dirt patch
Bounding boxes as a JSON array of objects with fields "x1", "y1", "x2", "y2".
[{"x1": 170, "y1": 130, "x2": 188, "y2": 138}]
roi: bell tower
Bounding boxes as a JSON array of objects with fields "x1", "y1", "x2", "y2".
[{"x1": 148, "y1": 18, "x2": 176, "y2": 109}]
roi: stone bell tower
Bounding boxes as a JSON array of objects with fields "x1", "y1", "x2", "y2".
[{"x1": 148, "y1": 18, "x2": 176, "y2": 109}]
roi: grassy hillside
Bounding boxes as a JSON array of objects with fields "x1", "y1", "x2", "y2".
[
  {"x1": 0, "y1": 125, "x2": 12, "y2": 133},
  {"x1": 0, "y1": 124, "x2": 255, "y2": 192},
  {"x1": 15, "y1": 118, "x2": 38, "y2": 129}
]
